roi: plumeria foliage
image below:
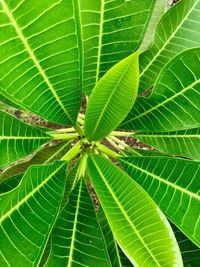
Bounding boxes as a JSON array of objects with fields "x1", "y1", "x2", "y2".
[{"x1": 0, "y1": 0, "x2": 200, "y2": 266}]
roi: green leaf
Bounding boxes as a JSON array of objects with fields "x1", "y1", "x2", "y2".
[
  {"x1": 121, "y1": 48, "x2": 200, "y2": 132},
  {"x1": 45, "y1": 179, "x2": 111, "y2": 267},
  {"x1": 85, "y1": 52, "x2": 139, "y2": 141},
  {"x1": 139, "y1": 0, "x2": 200, "y2": 92},
  {"x1": 140, "y1": 0, "x2": 169, "y2": 52},
  {"x1": 0, "y1": 0, "x2": 82, "y2": 125},
  {"x1": 120, "y1": 156, "x2": 200, "y2": 247},
  {"x1": 88, "y1": 155, "x2": 183, "y2": 266},
  {"x1": 0, "y1": 141, "x2": 71, "y2": 191},
  {"x1": 0, "y1": 161, "x2": 67, "y2": 267},
  {"x1": 134, "y1": 128, "x2": 200, "y2": 161},
  {"x1": 80, "y1": 0, "x2": 156, "y2": 95},
  {"x1": 0, "y1": 111, "x2": 50, "y2": 169},
  {"x1": 172, "y1": 223, "x2": 200, "y2": 266}
]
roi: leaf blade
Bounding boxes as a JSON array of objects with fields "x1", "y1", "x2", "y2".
[
  {"x1": 120, "y1": 156, "x2": 200, "y2": 247},
  {"x1": 85, "y1": 52, "x2": 139, "y2": 141},
  {"x1": 88, "y1": 155, "x2": 183, "y2": 266},
  {"x1": 0, "y1": 0, "x2": 82, "y2": 125},
  {"x1": 0, "y1": 111, "x2": 50, "y2": 169},
  {"x1": 0, "y1": 161, "x2": 67, "y2": 267}
]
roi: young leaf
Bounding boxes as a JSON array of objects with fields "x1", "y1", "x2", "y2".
[
  {"x1": 0, "y1": 111, "x2": 51, "y2": 169},
  {"x1": 45, "y1": 179, "x2": 111, "y2": 267},
  {"x1": 88, "y1": 155, "x2": 183, "y2": 266},
  {"x1": 122, "y1": 48, "x2": 200, "y2": 132},
  {"x1": 80, "y1": 0, "x2": 156, "y2": 95},
  {"x1": 0, "y1": 0, "x2": 82, "y2": 125},
  {"x1": 139, "y1": 0, "x2": 200, "y2": 92},
  {"x1": 120, "y1": 156, "x2": 200, "y2": 247},
  {"x1": 134, "y1": 128, "x2": 200, "y2": 161},
  {"x1": 85, "y1": 51, "x2": 139, "y2": 141},
  {"x1": 0, "y1": 161, "x2": 67, "y2": 267}
]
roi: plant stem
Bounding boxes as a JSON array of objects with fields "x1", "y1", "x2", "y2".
[
  {"x1": 74, "y1": 124, "x2": 84, "y2": 136},
  {"x1": 61, "y1": 141, "x2": 81, "y2": 161},
  {"x1": 49, "y1": 133, "x2": 79, "y2": 140},
  {"x1": 109, "y1": 130, "x2": 134, "y2": 137},
  {"x1": 110, "y1": 136, "x2": 129, "y2": 148},
  {"x1": 97, "y1": 144, "x2": 120, "y2": 159},
  {"x1": 48, "y1": 127, "x2": 76, "y2": 134},
  {"x1": 77, "y1": 152, "x2": 88, "y2": 179}
]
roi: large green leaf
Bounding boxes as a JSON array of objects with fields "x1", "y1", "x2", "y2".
[
  {"x1": 134, "y1": 128, "x2": 200, "y2": 161},
  {"x1": 80, "y1": 0, "x2": 156, "y2": 95},
  {"x1": 88, "y1": 155, "x2": 183, "y2": 266},
  {"x1": 120, "y1": 156, "x2": 200, "y2": 247},
  {"x1": 0, "y1": 141, "x2": 71, "y2": 192},
  {"x1": 0, "y1": 161, "x2": 67, "y2": 267},
  {"x1": 85, "y1": 52, "x2": 139, "y2": 141},
  {"x1": 0, "y1": 111, "x2": 51, "y2": 169},
  {"x1": 0, "y1": 0, "x2": 82, "y2": 125},
  {"x1": 139, "y1": 0, "x2": 200, "y2": 92},
  {"x1": 122, "y1": 48, "x2": 200, "y2": 132},
  {"x1": 45, "y1": 178, "x2": 111, "y2": 267},
  {"x1": 140, "y1": 0, "x2": 169, "y2": 52}
]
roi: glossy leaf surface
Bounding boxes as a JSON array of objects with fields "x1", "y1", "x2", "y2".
[
  {"x1": 81, "y1": 0, "x2": 156, "y2": 95},
  {"x1": 88, "y1": 155, "x2": 183, "y2": 267},
  {"x1": 134, "y1": 128, "x2": 200, "y2": 161},
  {"x1": 120, "y1": 156, "x2": 200, "y2": 247},
  {"x1": 122, "y1": 48, "x2": 200, "y2": 132},
  {"x1": 0, "y1": 161, "x2": 67, "y2": 267},
  {"x1": 46, "y1": 179, "x2": 111, "y2": 267},
  {"x1": 0, "y1": 0, "x2": 82, "y2": 125},
  {"x1": 0, "y1": 111, "x2": 50, "y2": 169},
  {"x1": 139, "y1": 0, "x2": 200, "y2": 91},
  {"x1": 85, "y1": 52, "x2": 139, "y2": 141}
]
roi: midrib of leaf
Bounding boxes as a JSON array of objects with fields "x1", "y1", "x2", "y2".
[
  {"x1": 140, "y1": 0, "x2": 198, "y2": 77},
  {"x1": 121, "y1": 160, "x2": 200, "y2": 201},
  {"x1": 91, "y1": 61, "x2": 132, "y2": 138},
  {"x1": 73, "y1": 0, "x2": 83, "y2": 88},
  {"x1": 1, "y1": 0, "x2": 74, "y2": 124},
  {"x1": 67, "y1": 179, "x2": 82, "y2": 267},
  {"x1": 0, "y1": 162, "x2": 66, "y2": 224},
  {"x1": 95, "y1": 0, "x2": 105, "y2": 84},
  {"x1": 91, "y1": 158, "x2": 162, "y2": 267},
  {"x1": 124, "y1": 77, "x2": 200, "y2": 125}
]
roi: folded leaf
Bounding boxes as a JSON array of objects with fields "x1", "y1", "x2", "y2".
[
  {"x1": 85, "y1": 52, "x2": 139, "y2": 141},
  {"x1": 140, "y1": 0, "x2": 169, "y2": 52},
  {"x1": 120, "y1": 156, "x2": 200, "y2": 247},
  {"x1": 0, "y1": 161, "x2": 67, "y2": 267},
  {"x1": 139, "y1": 0, "x2": 200, "y2": 92},
  {"x1": 0, "y1": 111, "x2": 51, "y2": 169},
  {"x1": 80, "y1": 0, "x2": 156, "y2": 95},
  {"x1": 0, "y1": 0, "x2": 82, "y2": 125},
  {"x1": 122, "y1": 48, "x2": 200, "y2": 132},
  {"x1": 134, "y1": 128, "x2": 200, "y2": 161},
  {"x1": 0, "y1": 141, "x2": 71, "y2": 192},
  {"x1": 45, "y1": 179, "x2": 111, "y2": 267},
  {"x1": 88, "y1": 155, "x2": 183, "y2": 266}
]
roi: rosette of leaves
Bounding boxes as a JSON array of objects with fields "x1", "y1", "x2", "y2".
[{"x1": 0, "y1": 0, "x2": 200, "y2": 266}]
